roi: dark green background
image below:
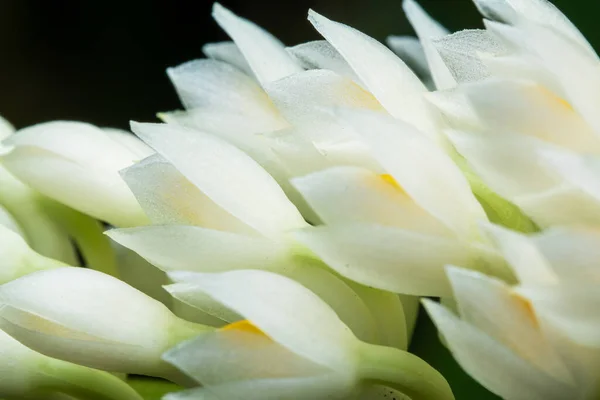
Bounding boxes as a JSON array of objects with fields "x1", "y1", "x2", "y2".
[{"x1": 0, "y1": 0, "x2": 596, "y2": 130}]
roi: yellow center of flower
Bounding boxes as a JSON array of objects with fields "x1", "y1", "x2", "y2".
[
  {"x1": 511, "y1": 292, "x2": 538, "y2": 327},
  {"x1": 380, "y1": 174, "x2": 403, "y2": 191},
  {"x1": 220, "y1": 319, "x2": 267, "y2": 336}
]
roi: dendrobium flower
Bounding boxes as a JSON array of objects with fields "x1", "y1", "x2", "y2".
[
  {"x1": 163, "y1": 269, "x2": 454, "y2": 400},
  {"x1": 0, "y1": 0, "x2": 599, "y2": 399},
  {"x1": 424, "y1": 222, "x2": 600, "y2": 400},
  {"x1": 0, "y1": 267, "x2": 209, "y2": 382},
  {"x1": 108, "y1": 122, "x2": 409, "y2": 350}
]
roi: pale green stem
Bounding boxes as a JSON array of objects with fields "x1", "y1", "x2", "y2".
[
  {"x1": 357, "y1": 341, "x2": 455, "y2": 400},
  {"x1": 43, "y1": 200, "x2": 119, "y2": 278},
  {"x1": 37, "y1": 358, "x2": 143, "y2": 400}
]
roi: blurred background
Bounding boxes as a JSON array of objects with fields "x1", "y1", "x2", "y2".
[{"x1": 0, "y1": 0, "x2": 597, "y2": 130}]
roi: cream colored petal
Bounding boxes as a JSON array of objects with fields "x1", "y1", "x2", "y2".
[
  {"x1": 166, "y1": 59, "x2": 284, "y2": 131},
  {"x1": 479, "y1": 222, "x2": 557, "y2": 286},
  {"x1": 294, "y1": 224, "x2": 505, "y2": 297},
  {"x1": 342, "y1": 110, "x2": 486, "y2": 239},
  {"x1": 308, "y1": 10, "x2": 439, "y2": 139},
  {"x1": 0, "y1": 115, "x2": 15, "y2": 140},
  {"x1": 121, "y1": 154, "x2": 255, "y2": 234},
  {"x1": 423, "y1": 299, "x2": 575, "y2": 400},
  {"x1": 107, "y1": 225, "x2": 291, "y2": 273},
  {"x1": 432, "y1": 29, "x2": 506, "y2": 84},
  {"x1": 286, "y1": 40, "x2": 362, "y2": 85},
  {"x1": 291, "y1": 166, "x2": 452, "y2": 236},
  {"x1": 166, "y1": 269, "x2": 357, "y2": 370},
  {"x1": 386, "y1": 36, "x2": 433, "y2": 88},
  {"x1": 131, "y1": 123, "x2": 307, "y2": 237},
  {"x1": 1, "y1": 146, "x2": 147, "y2": 227},
  {"x1": 447, "y1": 267, "x2": 572, "y2": 382},
  {"x1": 402, "y1": 0, "x2": 454, "y2": 90},
  {"x1": 212, "y1": 4, "x2": 302, "y2": 86},
  {"x1": 202, "y1": 41, "x2": 255, "y2": 78}
]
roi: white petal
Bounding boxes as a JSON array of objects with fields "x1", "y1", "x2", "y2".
[
  {"x1": 166, "y1": 269, "x2": 357, "y2": 370},
  {"x1": 102, "y1": 128, "x2": 155, "y2": 159},
  {"x1": 0, "y1": 115, "x2": 15, "y2": 140},
  {"x1": 402, "y1": 0, "x2": 454, "y2": 90},
  {"x1": 291, "y1": 166, "x2": 452, "y2": 236},
  {"x1": 294, "y1": 224, "x2": 508, "y2": 297},
  {"x1": 286, "y1": 40, "x2": 362, "y2": 84},
  {"x1": 0, "y1": 204, "x2": 23, "y2": 236},
  {"x1": 478, "y1": 222, "x2": 557, "y2": 286},
  {"x1": 107, "y1": 225, "x2": 292, "y2": 273},
  {"x1": 121, "y1": 154, "x2": 255, "y2": 234},
  {"x1": 130, "y1": 123, "x2": 307, "y2": 237},
  {"x1": 307, "y1": 10, "x2": 439, "y2": 139},
  {"x1": 447, "y1": 267, "x2": 572, "y2": 382},
  {"x1": 1, "y1": 146, "x2": 147, "y2": 227},
  {"x1": 386, "y1": 36, "x2": 433, "y2": 88},
  {"x1": 166, "y1": 59, "x2": 285, "y2": 132},
  {"x1": 341, "y1": 110, "x2": 487, "y2": 239},
  {"x1": 165, "y1": 283, "x2": 241, "y2": 323},
  {"x1": 458, "y1": 79, "x2": 600, "y2": 153},
  {"x1": 447, "y1": 130, "x2": 563, "y2": 199},
  {"x1": 164, "y1": 329, "x2": 330, "y2": 386},
  {"x1": 516, "y1": 23, "x2": 600, "y2": 135},
  {"x1": 1, "y1": 121, "x2": 147, "y2": 227},
  {"x1": 423, "y1": 299, "x2": 574, "y2": 400},
  {"x1": 519, "y1": 283, "x2": 600, "y2": 348},
  {"x1": 265, "y1": 69, "x2": 383, "y2": 145},
  {"x1": 0, "y1": 224, "x2": 63, "y2": 284},
  {"x1": 212, "y1": 4, "x2": 302, "y2": 86},
  {"x1": 0, "y1": 267, "x2": 181, "y2": 374},
  {"x1": 473, "y1": 0, "x2": 594, "y2": 57},
  {"x1": 533, "y1": 227, "x2": 600, "y2": 283},
  {"x1": 163, "y1": 374, "x2": 349, "y2": 400},
  {"x1": 432, "y1": 29, "x2": 506, "y2": 84},
  {"x1": 202, "y1": 41, "x2": 255, "y2": 78}
]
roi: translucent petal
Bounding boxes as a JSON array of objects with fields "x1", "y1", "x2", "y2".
[
  {"x1": 265, "y1": 69, "x2": 383, "y2": 145},
  {"x1": 423, "y1": 299, "x2": 575, "y2": 400},
  {"x1": 432, "y1": 29, "x2": 506, "y2": 84},
  {"x1": 458, "y1": 79, "x2": 600, "y2": 153},
  {"x1": 121, "y1": 154, "x2": 255, "y2": 234},
  {"x1": 402, "y1": 0, "x2": 454, "y2": 90},
  {"x1": 286, "y1": 40, "x2": 362, "y2": 84},
  {"x1": 386, "y1": 36, "x2": 433, "y2": 88},
  {"x1": 212, "y1": 4, "x2": 302, "y2": 86},
  {"x1": 166, "y1": 59, "x2": 284, "y2": 131},
  {"x1": 130, "y1": 123, "x2": 307, "y2": 237},
  {"x1": 308, "y1": 10, "x2": 439, "y2": 139},
  {"x1": 0, "y1": 115, "x2": 15, "y2": 140},
  {"x1": 202, "y1": 41, "x2": 255, "y2": 78}
]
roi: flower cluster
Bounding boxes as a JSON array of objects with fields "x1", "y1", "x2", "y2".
[{"x1": 0, "y1": 0, "x2": 598, "y2": 399}]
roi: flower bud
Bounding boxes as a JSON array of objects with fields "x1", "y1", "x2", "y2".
[{"x1": 0, "y1": 267, "x2": 209, "y2": 380}]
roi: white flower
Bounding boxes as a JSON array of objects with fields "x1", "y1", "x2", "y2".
[
  {"x1": 0, "y1": 267, "x2": 208, "y2": 381},
  {"x1": 418, "y1": 0, "x2": 600, "y2": 228},
  {"x1": 108, "y1": 122, "x2": 409, "y2": 350},
  {"x1": 424, "y1": 222, "x2": 600, "y2": 400},
  {"x1": 0, "y1": 329, "x2": 142, "y2": 400},
  {"x1": 0, "y1": 121, "x2": 151, "y2": 227},
  {"x1": 163, "y1": 269, "x2": 453, "y2": 400},
  {"x1": 291, "y1": 109, "x2": 512, "y2": 297}
]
